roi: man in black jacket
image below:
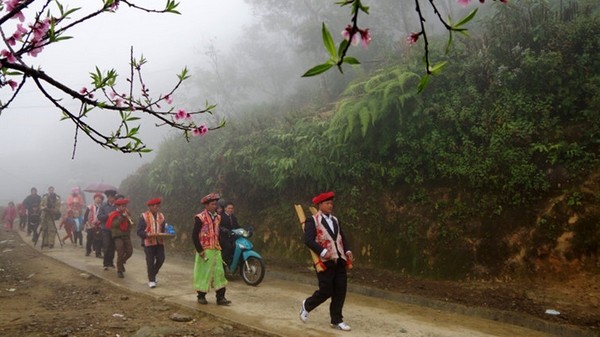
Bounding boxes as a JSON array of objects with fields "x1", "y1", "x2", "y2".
[
  {"x1": 300, "y1": 191, "x2": 353, "y2": 332},
  {"x1": 98, "y1": 190, "x2": 118, "y2": 270},
  {"x1": 219, "y1": 202, "x2": 240, "y2": 266}
]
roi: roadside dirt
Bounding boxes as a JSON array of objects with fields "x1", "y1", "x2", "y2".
[
  {"x1": 0, "y1": 228, "x2": 271, "y2": 337},
  {"x1": 1, "y1": 226, "x2": 599, "y2": 337},
  {"x1": 284, "y1": 260, "x2": 600, "y2": 334}
]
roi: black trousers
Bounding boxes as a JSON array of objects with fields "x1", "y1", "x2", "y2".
[
  {"x1": 304, "y1": 259, "x2": 348, "y2": 325},
  {"x1": 102, "y1": 230, "x2": 115, "y2": 267},
  {"x1": 86, "y1": 229, "x2": 102, "y2": 256},
  {"x1": 144, "y1": 245, "x2": 165, "y2": 282}
]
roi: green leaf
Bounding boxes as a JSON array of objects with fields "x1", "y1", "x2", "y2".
[
  {"x1": 321, "y1": 23, "x2": 337, "y2": 58},
  {"x1": 429, "y1": 61, "x2": 447, "y2": 76},
  {"x1": 54, "y1": 36, "x2": 74, "y2": 42},
  {"x1": 337, "y1": 39, "x2": 349, "y2": 59},
  {"x1": 302, "y1": 63, "x2": 335, "y2": 77},
  {"x1": 445, "y1": 31, "x2": 453, "y2": 54},
  {"x1": 454, "y1": 8, "x2": 478, "y2": 28},
  {"x1": 343, "y1": 57, "x2": 361, "y2": 65},
  {"x1": 417, "y1": 74, "x2": 430, "y2": 93}
]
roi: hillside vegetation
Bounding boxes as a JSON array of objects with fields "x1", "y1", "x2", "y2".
[{"x1": 121, "y1": 1, "x2": 600, "y2": 280}]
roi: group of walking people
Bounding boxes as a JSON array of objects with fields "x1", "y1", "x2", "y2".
[{"x1": 7, "y1": 186, "x2": 354, "y2": 331}]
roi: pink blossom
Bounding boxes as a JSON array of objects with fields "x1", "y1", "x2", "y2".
[
  {"x1": 5, "y1": 0, "x2": 21, "y2": 11},
  {"x1": 359, "y1": 28, "x2": 372, "y2": 49},
  {"x1": 14, "y1": 11, "x2": 25, "y2": 22},
  {"x1": 79, "y1": 87, "x2": 88, "y2": 94},
  {"x1": 10, "y1": 24, "x2": 27, "y2": 44},
  {"x1": 109, "y1": 91, "x2": 117, "y2": 99},
  {"x1": 457, "y1": 0, "x2": 471, "y2": 7},
  {"x1": 115, "y1": 98, "x2": 123, "y2": 107},
  {"x1": 341, "y1": 25, "x2": 360, "y2": 46},
  {"x1": 6, "y1": 0, "x2": 25, "y2": 21},
  {"x1": 175, "y1": 109, "x2": 190, "y2": 120},
  {"x1": 1, "y1": 49, "x2": 17, "y2": 63},
  {"x1": 27, "y1": 45, "x2": 43, "y2": 57},
  {"x1": 7, "y1": 80, "x2": 18, "y2": 91},
  {"x1": 192, "y1": 124, "x2": 208, "y2": 137},
  {"x1": 31, "y1": 18, "x2": 51, "y2": 42},
  {"x1": 108, "y1": 1, "x2": 119, "y2": 12},
  {"x1": 407, "y1": 32, "x2": 420, "y2": 46},
  {"x1": 164, "y1": 94, "x2": 173, "y2": 105}
]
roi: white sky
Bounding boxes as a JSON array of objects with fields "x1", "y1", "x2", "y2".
[{"x1": 0, "y1": 0, "x2": 252, "y2": 204}]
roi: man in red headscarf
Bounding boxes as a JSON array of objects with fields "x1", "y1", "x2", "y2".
[
  {"x1": 106, "y1": 198, "x2": 134, "y2": 279},
  {"x1": 299, "y1": 191, "x2": 354, "y2": 331},
  {"x1": 137, "y1": 198, "x2": 167, "y2": 288}
]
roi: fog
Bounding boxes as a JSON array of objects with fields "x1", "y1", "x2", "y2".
[
  {"x1": 0, "y1": 0, "x2": 253, "y2": 204},
  {"x1": 1, "y1": 0, "x2": 474, "y2": 205}
]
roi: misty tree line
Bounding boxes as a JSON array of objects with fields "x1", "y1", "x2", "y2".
[{"x1": 120, "y1": 0, "x2": 600, "y2": 278}]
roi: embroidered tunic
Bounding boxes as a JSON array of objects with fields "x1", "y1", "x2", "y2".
[
  {"x1": 192, "y1": 209, "x2": 227, "y2": 292},
  {"x1": 141, "y1": 211, "x2": 165, "y2": 247},
  {"x1": 312, "y1": 212, "x2": 349, "y2": 263}
]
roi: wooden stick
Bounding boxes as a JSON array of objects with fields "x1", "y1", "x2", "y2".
[{"x1": 294, "y1": 204, "x2": 326, "y2": 272}]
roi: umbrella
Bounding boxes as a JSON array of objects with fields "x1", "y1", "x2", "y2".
[{"x1": 83, "y1": 182, "x2": 117, "y2": 193}]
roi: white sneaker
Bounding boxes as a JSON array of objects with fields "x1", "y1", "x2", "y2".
[
  {"x1": 331, "y1": 322, "x2": 351, "y2": 331},
  {"x1": 299, "y1": 300, "x2": 309, "y2": 323},
  {"x1": 148, "y1": 281, "x2": 156, "y2": 288}
]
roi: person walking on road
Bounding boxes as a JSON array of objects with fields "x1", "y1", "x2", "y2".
[
  {"x1": 60, "y1": 210, "x2": 75, "y2": 244},
  {"x1": 84, "y1": 193, "x2": 104, "y2": 257},
  {"x1": 3, "y1": 201, "x2": 17, "y2": 230},
  {"x1": 17, "y1": 203, "x2": 27, "y2": 231},
  {"x1": 22, "y1": 187, "x2": 41, "y2": 236},
  {"x1": 192, "y1": 193, "x2": 231, "y2": 305},
  {"x1": 98, "y1": 190, "x2": 117, "y2": 270},
  {"x1": 137, "y1": 198, "x2": 167, "y2": 288},
  {"x1": 300, "y1": 191, "x2": 354, "y2": 331},
  {"x1": 40, "y1": 186, "x2": 61, "y2": 249},
  {"x1": 106, "y1": 198, "x2": 133, "y2": 278}
]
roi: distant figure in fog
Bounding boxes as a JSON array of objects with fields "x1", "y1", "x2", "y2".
[
  {"x1": 40, "y1": 186, "x2": 61, "y2": 248},
  {"x1": 98, "y1": 190, "x2": 118, "y2": 270},
  {"x1": 22, "y1": 187, "x2": 41, "y2": 236},
  {"x1": 60, "y1": 210, "x2": 75, "y2": 244},
  {"x1": 28, "y1": 204, "x2": 41, "y2": 241},
  {"x1": 84, "y1": 193, "x2": 104, "y2": 257},
  {"x1": 3, "y1": 201, "x2": 17, "y2": 231},
  {"x1": 17, "y1": 203, "x2": 27, "y2": 231}
]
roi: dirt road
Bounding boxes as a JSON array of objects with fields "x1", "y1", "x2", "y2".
[{"x1": 2, "y1": 227, "x2": 579, "y2": 337}]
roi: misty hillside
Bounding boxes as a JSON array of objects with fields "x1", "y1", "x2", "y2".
[{"x1": 120, "y1": 0, "x2": 600, "y2": 280}]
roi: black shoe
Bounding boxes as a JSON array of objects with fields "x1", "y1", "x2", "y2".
[
  {"x1": 217, "y1": 298, "x2": 231, "y2": 306},
  {"x1": 85, "y1": 253, "x2": 90, "y2": 256},
  {"x1": 197, "y1": 296, "x2": 208, "y2": 305},
  {"x1": 117, "y1": 271, "x2": 124, "y2": 278}
]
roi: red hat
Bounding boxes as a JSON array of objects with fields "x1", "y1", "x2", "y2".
[
  {"x1": 114, "y1": 198, "x2": 129, "y2": 206},
  {"x1": 201, "y1": 193, "x2": 220, "y2": 204},
  {"x1": 93, "y1": 192, "x2": 105, "y2": 200},
  {"x1": 147, "y1": 198, "x2": 161, "y2": 206},
  {"x1": 312, "y1": 191, "x2": 335, "y2": 204}
]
